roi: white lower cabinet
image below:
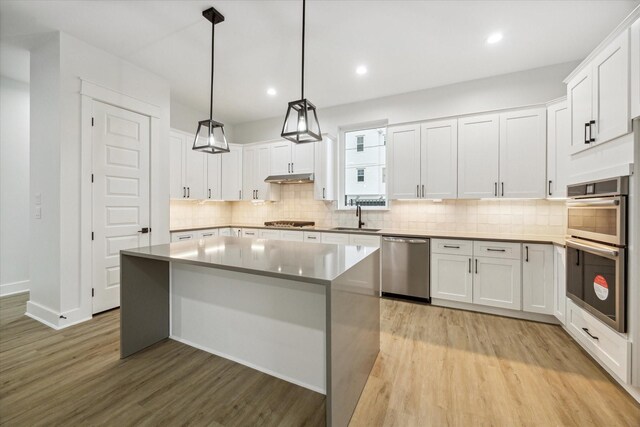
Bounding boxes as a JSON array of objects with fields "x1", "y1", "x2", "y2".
[
  {"x1": 349, "y1": 234, "x2": 380, "y2": 248},
  {"x1": 567, "y1": 299, "x2": 630, "y2": 382},
  {"x1": 553, "y1": 246, "x2": 567, "y2": 325},
  {"x1": 258, "y1": 229, "x2": 281, "y2": 240},
  {"x1": 473, "y1": 256, "x2": 521, "y2": 310},
  {"x1": 522, "y1": 244, "x2": 554, "y2": 315},
  {"x1": 303, "y1": 232, "x2": 322, "y2": 243},
  {"x1": 197, "y1": 229, "x2": 219, "y2": 239},
  {"x1": 171, "y1": 231, "x2": 195, "y2": 242},
  {"x1": 321, "y1": 233, "x2": 350, "y2": 245},
  {"x1": 431, "y1": 253, "x2": 473, "y2": 303},
  {"x1": 242, "y1": 228, "x2": 259, "y2": 238},
  {"x1": 280, "y1": 230, "x2": 303, "y2": 242}
]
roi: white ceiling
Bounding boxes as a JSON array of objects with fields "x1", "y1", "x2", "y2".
[{"x1": 1, "y1": 0, "x2": 638, "y2": 124}]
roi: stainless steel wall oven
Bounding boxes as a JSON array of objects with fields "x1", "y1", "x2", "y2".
[{"x1": 566, "y1": 176, "x2": 628, "y2": 333}]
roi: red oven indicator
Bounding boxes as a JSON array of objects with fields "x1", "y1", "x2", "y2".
[{"x1": 593, "y1": 275, "x2": 609, "y2": 301}]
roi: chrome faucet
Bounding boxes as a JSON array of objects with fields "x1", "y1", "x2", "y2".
[{"x1": 356, "y1": 205, "x2": 365, "y2": 229}]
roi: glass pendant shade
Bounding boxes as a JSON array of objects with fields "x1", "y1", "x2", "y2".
[
  {"x1": 193, "y1": 119, "x2": 229, "y2": 154},
  {"x1": 281, "y1": 98, "x2": 321, "y2": 143}
]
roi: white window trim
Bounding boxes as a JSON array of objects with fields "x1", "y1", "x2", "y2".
[{"x1": 337, "y1": 119, "x2": 389, "y2": 211}]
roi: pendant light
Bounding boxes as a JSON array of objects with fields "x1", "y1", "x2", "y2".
[
  {"x1": 193, "y1": 7, "x2": 230, "y2": 154},
  {"x1": 281, "y1": 0, "x2": 322, "y2": 144}
]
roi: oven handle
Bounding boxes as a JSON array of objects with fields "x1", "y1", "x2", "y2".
[
  {"x1": 567, "y1": 198, "x2": 620, "y2": 207},
  {"x1": 565, "y1": 238, "x2": 619, "y2": 258}
]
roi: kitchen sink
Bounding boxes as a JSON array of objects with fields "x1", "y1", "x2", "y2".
[{"x1": 331, "y1": 227, "x2": 381, "y2": 232}]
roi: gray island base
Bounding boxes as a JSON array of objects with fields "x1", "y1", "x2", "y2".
[{"x1": 120, "y1": 236, "x2": 380, "y2": 427}]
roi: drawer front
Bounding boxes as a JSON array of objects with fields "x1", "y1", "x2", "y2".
[
  {"x1": 198, "y1": 229, "x2": 219, "y2": 239},
  {"x1": 218, "y1": 228, "x2": 232, "y2": 237},
  {"x1": 304, "y1": 232, "x2": 322, "y2": 243},
  {"x1": 280, "y1": 230, "x2": 303, "y2": 242},
  {"x1": 567, "y1": 300, "x2": 630, "y2": 382},
  {"x1": 432, "y1": 239, "x2": 473, "y2": 256},
  {"x1": 258, "y1": 229, "x2": 281, "y2": 240},
  {"x1": 242, "y1": 228, "x2": 259, "y2": 238},
  {"x1": 321, "y1": 233, "x2": 350, "y2": 245},
  {"x1": 473, "y1": 241, "x2": 521, "y2": 260},
  {"x1": 349, "y1": 234, "x2": 380, "y2": 248},
  {"x1": 171, "y1": 232, "x2": 195, "y2": 242}
]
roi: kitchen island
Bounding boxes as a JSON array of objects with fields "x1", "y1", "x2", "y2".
[{"x1": 120, "y1": 236, "x2": 380, "y2": 427}]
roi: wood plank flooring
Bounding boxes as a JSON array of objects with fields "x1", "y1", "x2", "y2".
[{"x1": 1, "y1": 293, "x2": 639, "y2": 426}]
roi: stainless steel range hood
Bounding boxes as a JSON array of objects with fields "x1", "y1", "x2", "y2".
[{"x1": 264, "y1": 173, "x2": 314, "y2": 184}]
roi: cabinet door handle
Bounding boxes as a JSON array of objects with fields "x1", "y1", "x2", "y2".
[
  {"x1": 291, "y1": 163, "x2": 294, "y2": 173},
  {"x1": 582, "y1": 327, "x2": 599, "y2": 341},
  {"x1": 187, "y1": 187, "x2": 190, "y2": 198},
  {"x1": 322, "y1": 187, "x2": 325, "y2": 199},
  {"x1": 468, "y1": 258, "x2": 471, "y2": 273},
  {"x1": 487, "y1": 248, "x2": 506, "y2": 252},
  {"x1": 525, "y1": 245, "x2": 529, "y2": 262},
  {"x1": 444, "y1": 245, "x2": 460, "y2": 249},
  {"x1": 589, "y1": 120, "x2": 596, "y2": 143},
  {"x1": 584, "y1": 122, "x2": 590, "y2": 144},
  {"x1": 548, "y1": 180, "x2": 552, "y2": 196},
  {"x1": 422, "y1": 184, "x2": 425, "y2": 198},
  {"x1": 307, "y1": 236, "x2": 317, "y2": 240},
  {"x1": 183, "y1": 187, "x2": 186, "y2": 198},
  {"x1": 417, "y1": 184, "x2": 420, "y2": 198},
  {"x1": 501, "y1": 182, "x2": 504, "y2": 197},
  {"x1": 475, "y1": 259, "x2": 478, "y2": 274},
  {"x1": 208, "y1": 189, "x2": 211, "y2": 199},
  {"x1": 494, "y1": 182, "x2": 497, "y2": 197},
  {"x1": 255, "y1": 190, "x2": 259, "y2": 199},
  {"x1": 288, "y1": 163, "x2": 291, "y2": 173},
  {"x1": 239, "y1": 190, "x2": 242, "y2": 200},
  {"x1": 178, "y1": 235, "x2": 190, "y2": 240}
]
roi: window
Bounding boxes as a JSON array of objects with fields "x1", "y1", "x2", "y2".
[{"x1": 341, "y1": 124, "x2": 387, "y2": 208}]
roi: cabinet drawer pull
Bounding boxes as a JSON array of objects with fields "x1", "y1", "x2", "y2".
[
  {"x1": 323, "y1": 188, "x2": 326, "y2": 199},
  {"x1": 494, "y1": 182, "x2": 497, "y2": 197},
  {"x1": 525, "y1": 245, "x2": 529, "y2": 262},
  {"x1": 582, "y1": 327, "x2": 599, "y2": 341},
  {"x1": 548, "y1": 180, "x2": 552, "y2": 196},
  {"x1": 307, "y1": 236, "x2": 317, "y2": 240},
  {"x1": 468, "y1": 258, "x2": 471, "y2": 273},
  {"x1": 475, "y1": 259, "x2": 478, "y2": 274},
  {"x1": 487, "y1": 248, "x2": 506, "y2": 252},
  {"x1": 187, "y1": 187, "x2": 190, "y2": 198},
  {"x1": 208, "y1": 189, "x2": 211, "y2": 199},
  {"x1": 443, "y1": 245, "x2": 460, "y2": 249},
  {"x1": 501, "y1": 182, "x2": 504, "y2": 197},
  {"x1": 178, "y1": 236, "x2": 190, "y2": 240},
  {"x1": 183, "y1": 187, "x2": 186, "y2": 198},
  {"x1": 422, "y1": 184, "x2": 425, "y2": 198},
  {"x1": 202, "y1": 233, "x2": 214, "y2": 237},
  {"x1": 589, "y1": 120, "x2": 596, "y2": 143},
  {"x1": 417, "y1": 184, "x2": 420, "y2": 198}
]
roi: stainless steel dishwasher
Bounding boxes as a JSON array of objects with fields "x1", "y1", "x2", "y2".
[{"x1": 382, "y1": 236, "x2": 430, "y2": 301}]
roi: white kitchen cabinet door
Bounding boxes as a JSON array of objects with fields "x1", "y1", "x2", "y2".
[
  {"x1": 458, "y1": 114, "x2": 500, "y2": 199},
  {"x1": 292, "y1": 141, "x2": 315, "y2": 174},
  {"x1": 522, "y1": 244, "x2": 554, "y2": 315},
  {"x1": 421, "y1": 119, "x2": 457, "y2": 199},
  {"x1": 499, "y1": 108, "x2": 546, "y2": 199},
  {"x1": 553, "y1": 246, "x2": 567, "y2": 325},
  {"x1": 431, "y1": 253, "x2": 473, "y2": 303},
  {"x1": 242, "y1": 146, "x2": 256, "y2": 201},
  {"x1": 632, "y1": 18, "x2": 640, "y2": 119},
  {"x1": 349, "y1": 234, "x2": 380, "y2": 248},
  {"x1": 218, "y1": 228, "x2": 233, "y2": 237},
  {"x1": 546, "y1": 100, "x2": 569, "y2": 198},
  {"x1": 185, "y1": 139, "x2": 206, "y2": 200},
  {"x1": 314, "y1": 136, "x2": 335, "y2": 201},
  {"x1": 270, "y1": 141, "x2": 292, "y2": 175},
  {"x1": 321, "y1": 233, "x2": 350, "y2": 245},
  {"x1": 206, "y1": 154, "x2": 221, "y2": 200},
  {"x1": 280, "y1": 230, "x2": 304, "y2": 242},
  {"x1": 169, "y1": 131, "x2": 186, "y2": 199},
  {"x1": 243, "y1": 145, "x2": 278, "y2": 201},
  {"x1": 259, "y1": 229, "x2": 281, "y2": 240},
  {"x1": 567, "y1": 68, "x2": 593, "y2": 154},
  {"x1": 591, "y1": 30, "x2": 631, "y2": 145},
  {"x1": 388, "y1": 124, "x2": 421, "y2": 199},
  {"x1": 473, "y1": 256, "x2": 522, "y2": 310},
  {"x1": 220, "y1": 145, "x2": 243, "y2": 201}
]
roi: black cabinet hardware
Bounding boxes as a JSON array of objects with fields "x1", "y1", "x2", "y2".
[
  {"x1": 417, "y1": 184, "x2": 420, "y2": 198},
  {"x1": 525, "y1": 245, "x2": 529, "y2": 262},
  {"x1": 487, "y1": 248, "x2": 506, "y2": 252},
  {"x1": 548, "y1": 180, "x2": 552, "y2": 196},
  {"x1": 589, "y1": 120, "x2": 595, "y2": 142},
  {"x1": 443, "y1": 245, "x2": 460, "y2": 249},
  {"x1": 494, "y1": 182, "x2": 497, "y2": 197},
  {"x1": 468, "y1": 258, "x2": 471, "y2": 273},
  {"x1": 475, "y1": 259, "x2": 478, "y2": 274},
  {"x1": 183, "y1": 187, "x2": 186, "y2": 198},
  {"x1": 584, "y1": 122, "x2": 590, "y2": 144},
  {"x1": 422, "y1": 185, "x2": 425, "y2": 198},
  {"x1": 501, "y1": 182, "x2": 504, "y2": 197},
  {"x1": 582, "y1": 328, "x2": 599, "y2": 340},
  {"x1": 139, "y1": 227, "x2": 150, "y2": 234}
]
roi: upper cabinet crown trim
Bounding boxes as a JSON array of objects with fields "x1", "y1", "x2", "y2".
[{"x1": 563, "y1": 5, "x2": 640, "y2": 83}]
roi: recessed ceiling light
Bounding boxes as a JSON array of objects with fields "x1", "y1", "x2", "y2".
[
  {"x1": 356, "y1": 65, "x2": 368, "y2": 75},
  {"x1": 266, "y1": 87, "x2": 277, "y2": 96},
  {"x1": 486, "y1": 32, "x2": 503, "y2": 44}
]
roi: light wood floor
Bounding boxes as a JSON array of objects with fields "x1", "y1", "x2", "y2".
[{"x1": 1, "y1": 293, "x2": 639, "y2": 426}]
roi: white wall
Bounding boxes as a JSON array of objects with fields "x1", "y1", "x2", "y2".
[
  {"x1": 233, "y1": 61, "x2": 579, "y2": 144},
  {"x1": 28, "y1": 32, "x2": 171, "y2": 327},
  {"x1": 0, "y1": 74, "x2": 30, "y2": 296},
  {"x1": 171, "y1": 99, "x2": 235, "y2": 143}
]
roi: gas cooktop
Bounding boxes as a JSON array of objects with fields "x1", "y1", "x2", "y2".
[{"x1": 264, "y1": 221, "x2": 315, "y2": 228}]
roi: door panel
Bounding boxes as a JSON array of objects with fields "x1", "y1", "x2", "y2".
[
  {"x1": 270, "y1": 141, "x2": 292, "y2": 175},
  {"x1": 522, "y1": 244, "x2": 554, "y2": 315},
  {"x1": 388, "y1": 124, "x2": 421, "y2": 199},
  {"x1": 568, "y1": 70, "x2": 593, "y2": 154},
  {"x1": 292, "y1": 141, "x2": 315, "y2": 174},
  {"x1": 92, "y1": 101, "x2": 150, "y2": 313},
  {"x1": 457, "y1": 114, "x2": 499, "y2": 199},
  {"x1": 185, "y1": 138, "x2": 205, "y2": 199},
  {"x1": 473, "y1": 256, "x2": 521, "y2": 310},
  {"x1": 422, "y1": 119, "x2": 457, "y2": 199},
  {"x1": 431, "y1": 253, "x2": 472, "y2": 303},
  {"x1": 206, "y1": 154, "x2": 221, "y2": 200},
  {"x1": 221, "y1": 146, "x2": 242, "y2": 201}
]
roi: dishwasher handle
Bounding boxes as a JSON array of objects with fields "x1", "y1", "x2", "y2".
[{"x1": 383, "y1": 237, "x2": 428, "y2": 244}]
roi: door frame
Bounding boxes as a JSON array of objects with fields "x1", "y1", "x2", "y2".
[{"x1": 80, "y1": 79, "x2": 161, "y2": 315}]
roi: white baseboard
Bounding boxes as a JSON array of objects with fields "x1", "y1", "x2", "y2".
[
  {"x1": 25, "y1": 300, "x2": 92, "y2": 330},
  {"x1": 431, "y1": 298, "x2": 560, "y2": 324},
  {"x1": 170, "y1": 335, "x2": 326, "y2": 395},
  {"x1": 0, "y1": 280, "x2": 29, "y2": 297}
]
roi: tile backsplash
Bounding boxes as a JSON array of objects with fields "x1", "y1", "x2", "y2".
[{"x1": 171, "y1": 183, "x2": 567, "y2": 236}]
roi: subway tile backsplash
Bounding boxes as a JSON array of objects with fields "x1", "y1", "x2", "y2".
[{"x1": 171, "y1": 183, "x2": 567, "y2": 236}]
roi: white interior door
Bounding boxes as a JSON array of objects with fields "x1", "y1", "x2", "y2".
[{"x1": 92, "y1": 101, "x2": 150, "y2": 314}]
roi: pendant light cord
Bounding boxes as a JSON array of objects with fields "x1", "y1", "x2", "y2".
[
  {"x1": 301, "y1": 0, "x2": 305, "y2": 100},
  {"x1": 210, "y1": 18, "x2": 215, "y2": 120}
]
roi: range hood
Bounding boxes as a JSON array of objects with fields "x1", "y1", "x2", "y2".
[{"x1": 264, "y1": 173, "x2": 314, "y2": 184}]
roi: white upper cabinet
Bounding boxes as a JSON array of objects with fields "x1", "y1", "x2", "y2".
[
  {"x1": 522, "y1": 244, "x2": 554, "y2": 315},
  {"x1": 388, "y1": 124, "x2": 421, "y2": 199},
  {"x1": 269, "y1": 140, "x2": 315, "y2": 176},
  {"x1": 421, "y1": 119, "x2": 458, "y2": 199},
  {"x1": 243, "y1": 144, "x2": 280, "y2": 201},
  {"x1": 169, "y1": 129, "x2": 205, "y2": 200},
  {"x1": 314, "y1": 135, "x2": 336, "y2": 201},
  {"x1": 206, "y1": 155, "x2": 221, "y2": 200},
  {"x1": 220, "y1": 145, "x2": 243, "y2": 201},
  {"x1": 546, "y1": 99, "x2": 569, "y2": 198},
  {"x1": 568, "y1": 29, "x2": 631, "y2": 154},
  {"x1": 631, "y1": 17, "x2": 640, "y2": 119},
  {"x1": 458, "y1": 114, "x2": 500, "y2": 199},
  {"x1": 499, "y1": 108, "x2": 546, "y2": 199}
]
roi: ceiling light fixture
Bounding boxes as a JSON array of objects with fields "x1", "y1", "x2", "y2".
[
  {"x1": 193, "y1": 7, "x2": 229, "y2": 154},
  {"x1": 267, "y1": 87, "x2": 277, "y2": 96},
  {"x1": 356, "y1": 65, "x2": 367, "y2": 75},
  {"x1": 486, "y1": 32, "x2": 503, "y2": 44},
  {"x1": 280, "y1": 0, "x2": 321, "y2": 144}
]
